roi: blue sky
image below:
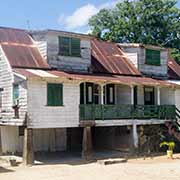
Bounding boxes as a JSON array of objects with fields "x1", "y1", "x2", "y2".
[{"x1": 0, "y1": 0, "x2": 180, "y2": 33}]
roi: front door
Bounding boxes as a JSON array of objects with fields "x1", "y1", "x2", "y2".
[{"x1": 144, "y1": 87, "x2": 155, "y2": 105}]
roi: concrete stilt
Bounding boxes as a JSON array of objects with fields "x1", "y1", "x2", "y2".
[
  {"x1": 130, "y1": 123, "x2": 139, "y2": 153},
  {"x1": 0, "y1": 127, "x2": 2, "y2": 155},
  {"x1": 82, "y1": 126, "x2": 92, "y2": 161},
  {"x1": 23, "y1": 128, "x2": 34, "y2": 166},
  {"x1": 133, "y1": 123, "x2": 138, "y2": 149}
]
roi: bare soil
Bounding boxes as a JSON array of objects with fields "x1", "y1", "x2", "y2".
[{"x1": 1, "y1": 153, "x2": 180, "y2": 180}]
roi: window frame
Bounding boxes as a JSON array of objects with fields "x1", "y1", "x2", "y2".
[
  {"x1": 13, "y1": 84, "x2": 19, "y2": 105},
  {"x1": 145, "y1": 49, "x2": 161, "y2": 66},
  {"x1": 58, "y1": 36, "x2": 81, "y2": 57},
  {"x1": 47, "y1": 83, "x2": 63, "y2": 107}
]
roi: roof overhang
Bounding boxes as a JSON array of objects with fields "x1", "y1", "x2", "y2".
[{"x1": 13, "y1": 68, "x2": 177, "y2": 88}]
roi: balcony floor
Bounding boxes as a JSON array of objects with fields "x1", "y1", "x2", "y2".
[{"x1": 93, "y1": 119, "x2": 172, "y2": 127}]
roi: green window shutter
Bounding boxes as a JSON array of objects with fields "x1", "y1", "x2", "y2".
[
  {"x1": 47, "y1": 83, "x2": 63, "y2": 106},
  {"x1": 59, "y1": 36, "x2": 70, "y2": 56},
  {"x1": 71, "y1": 38, "x2": 81, "y2": 57},
  {"x1": 145, "y1": 49, "x2": 160, "y2": 66}
]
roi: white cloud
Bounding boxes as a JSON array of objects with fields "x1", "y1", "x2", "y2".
[{"x1": 58, "y1": 0, "x2": 122, "y2": 31}]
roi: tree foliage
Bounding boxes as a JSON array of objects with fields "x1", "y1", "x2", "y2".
[{"x1": 89, "y1": 0, "x2": 180, "y2": 63}]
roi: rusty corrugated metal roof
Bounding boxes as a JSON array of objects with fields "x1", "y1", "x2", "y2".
[
  {"x1": 1, "y1": 44, "x2": 49, "y2": 69},
  {"x1": 13, "y1": 68, "x2": 175, "y2": 87},
  {"x1": 0, "y1": 27, "x2": 49, "y2": 69},
  {"x1": 91, "y1": 39, "x2": 141, "y2": 76},
  {"x1": 168, "y1": 58, "x2": 180, "y2": 80},
  {"x1": 0, "y1": 27, "x2": 33, "y2": 45}
]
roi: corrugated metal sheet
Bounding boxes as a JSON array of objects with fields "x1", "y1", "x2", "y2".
[
  {"x1": 0, "y1": 27, "x2": 33, "y2": 44},
  {"x1": 13, "y1": 68, "x2": 175, "y2": 87},
  {"x1": 91, "y1": 39, "x2": 141, "y2": 75},
  {"x1": 0, "y1": 27, "x2": 49, "y2": 69},
  {"x1": 1, "y1": 44, "x2": 49, "y2": 69},
  {"x1": 168, "y1": 58, "x2": 180, "y2": 80}
]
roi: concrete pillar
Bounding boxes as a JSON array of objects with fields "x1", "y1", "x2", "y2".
[
  {"x1": 23, "y1": 128, "x2": 34, "y2": 166},
  {"x1": 0, "y1": 127, "x2": 2, "y2": 155},
  {"x1": 82, "y1": 126, "x2": 92, "y2": 160},
  {"x1": 157, "y1": 86, "x2": 161, "y2": 105},
  {"x1": 131, "y1": 85, "x2": 134, "y2": 105},
  {"x1": 132, "y1": 122, "x2": 138, "y2": 149}
]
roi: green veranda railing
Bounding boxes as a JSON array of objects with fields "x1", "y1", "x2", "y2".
[{"x1": 79, "y1": 104, "x2": 176, "y2": 121}]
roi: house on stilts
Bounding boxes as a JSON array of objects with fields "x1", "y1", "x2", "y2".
[{"x1": 0, "y1": 27, "x2": 179, "y2": 165}]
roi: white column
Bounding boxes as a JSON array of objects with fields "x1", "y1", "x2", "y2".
[
  {"x1": 133, "y1": 122, "x2": 138, "y2": 148},
  {"x1": 131, "y1": 85, "x2": 134, "y2": 105},
  {"x1": 157, "y1": 86, "x2": 161, "y2": 105},
  {"x1": 100, "y1": 84, "x2": 104, "y2": 105}
]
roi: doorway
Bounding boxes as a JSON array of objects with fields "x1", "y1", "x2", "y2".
[{"x1": 144, "y1": 87, "x2": 155, "y2": 105}]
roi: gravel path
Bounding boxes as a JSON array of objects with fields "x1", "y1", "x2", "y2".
[{"x1": 1, "y1": 154, "x2": 180, "y2": 180}]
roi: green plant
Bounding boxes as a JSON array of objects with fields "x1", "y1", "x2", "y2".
[{"x1": 160, "y1": 141, "x2": 175, "y2": 151}]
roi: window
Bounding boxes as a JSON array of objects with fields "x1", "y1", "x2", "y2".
[
  {"x1": 86, "y1": 83, "x2": 93, "y2": 104},
  {"x1": 47, "y1": 83, "x2": 63, "y2": 106},
  {"x1": 59, "y1": 36, "x2": 81, "y2": 57},
  {"x1": 13, "y1": 84, "x2": 19, "y2": 105},
  {"x1": 106, "y1": 84, "x2": 115, "y2": 104},
  {"x1": 19, "y1": 126, "x2": 25, "y2": 136},
  {"x1": 145, "y1": 49, "x2": 161, "y2": 66}
]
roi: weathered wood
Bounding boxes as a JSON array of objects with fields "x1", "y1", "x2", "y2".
[
  {"x1": 82, "y1": 127, "x2": 92, "y2": 160},
  {"x1": 23, "y1": 128, "x2": 34, "y2": 166},
  {"x1": 120, "y1": 45, "x2": 168, "y2": 78},
  {"x1": 0, "y1": 127, "x2": 2, "y2": 155},
  {"x1": 32, "y1": 31, "x2": 91, "y2": 73}
]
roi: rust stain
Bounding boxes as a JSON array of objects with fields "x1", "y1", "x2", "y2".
[{"x1": 91, "y1": 39, "x2": 141, "y2": 76}]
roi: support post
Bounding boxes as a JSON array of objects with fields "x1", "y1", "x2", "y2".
[
  {"x1": 130, "y1": 122, "x2": 138, "y2": 153},
  {"x1": 82, "y1": 126, "x2": 92, "y2": 161},
  {"x1": 157, "y1": 86, "x2": 161, "y2": 105},
  {"x1": 133, "y1": 122, "x2": 138, "y2": 149},
  {"x1": 84, "y1": 82, "x2": 86, "y2": 105},
  {"x1": 23, "y1": 128, "x2": 34, "y2": 166},
  {"x1": 0, "y1": 127, "x2": 2, "y2": 155},
  {"x1": 131, "y1": 85, "x2": 134, "y2": 105},
  {"x1": 100, "y1": 84, "x2": 104, "y2": 105}
]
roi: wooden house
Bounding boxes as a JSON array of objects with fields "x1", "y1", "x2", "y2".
[{"x1": 0, "y1": 28, "x2": 179, "y2": 165}]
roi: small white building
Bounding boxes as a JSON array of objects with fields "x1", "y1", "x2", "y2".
[{"x1": 0, "y1": 28, "x2": 179, "y2": 165}]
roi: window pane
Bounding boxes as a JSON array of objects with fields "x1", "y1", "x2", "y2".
[
  {"x1": 13, "y1": 84, "x2": 19, "y2": 104},
  {"x1": 88, "y1": 86, "x2": 93, "y2": 103},
  {"x1": 71, "y1": 38, "x2": 81, "y2": 57},
  {"x1": 146, "y1": 49, "x2": 160, "y2": 66},
  {"x1": 59, "y1": 36, "x2": 70, "y2": 56}
]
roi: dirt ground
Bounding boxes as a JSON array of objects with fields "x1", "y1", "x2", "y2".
[{"x1": 1, "y1": 153, "x2": 180, "y2": 180}]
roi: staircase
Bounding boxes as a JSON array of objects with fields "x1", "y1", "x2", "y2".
[{"x1": 165, "y1": 107, "x2": 180, "y2": 141}]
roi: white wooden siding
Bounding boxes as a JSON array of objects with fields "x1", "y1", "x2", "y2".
[
  {"x1": 34, "y1": 41, "x2": 47, "y2": 60},
  {"x1": 175, "y1": 89, "x2": 180, "y2": 110},
  {"x1": 27, "y1": 80, "x2": 80, "y2": 128},
  {"x1": 32, "y1": 31, "x2": 91, "y2": 72},
  {"x1": 0, "y1": 46, "x2": 14, "y2": 119},
  {"x1": 116, "y1": 85, "x2": 131, "y2": 104},
  {"x1": 160, "y1": 87, "x2": 175, "y2": 105},
  {"x1": 122, "y1": 47, "x2": 168, "y2": 77}
]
